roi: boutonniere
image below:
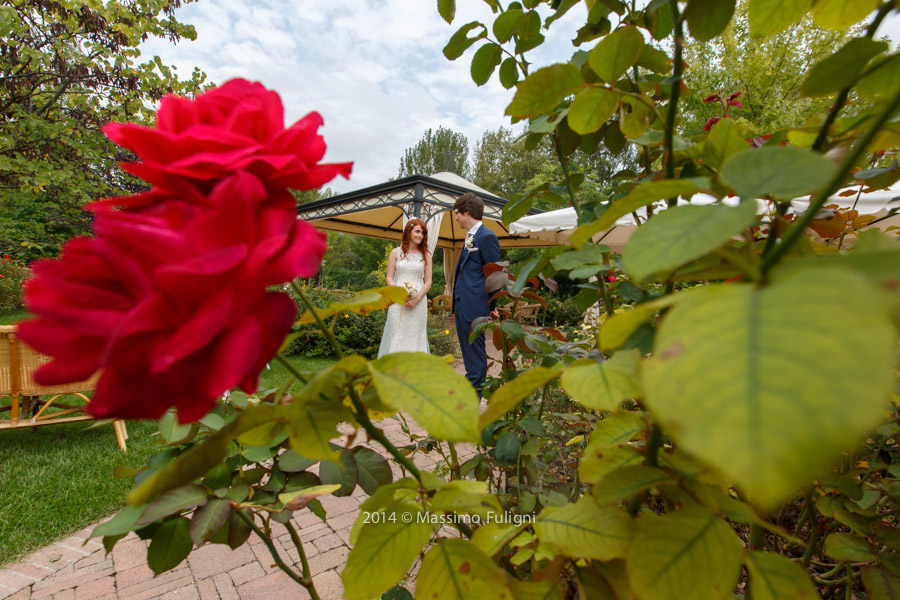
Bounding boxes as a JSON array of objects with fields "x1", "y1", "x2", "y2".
[{"x1": 465, "y1": 236, "x2": 477, "y2": 252}]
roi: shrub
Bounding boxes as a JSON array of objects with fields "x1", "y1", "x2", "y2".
[{"x1": 0, "y1": 255, "x2": 29, "y2": 313}]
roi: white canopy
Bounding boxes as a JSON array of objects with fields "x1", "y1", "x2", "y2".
[{"x1": 509, "y1": 185, "x2": 900, "y2": 249}]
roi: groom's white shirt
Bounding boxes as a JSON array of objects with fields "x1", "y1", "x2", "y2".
[{"x1": 467, "y1": 220, "x2": 483, "y2": 238}]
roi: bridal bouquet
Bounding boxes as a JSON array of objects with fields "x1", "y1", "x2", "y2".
[{"x1": 403, "y1": 280, "x2": 418, "y2": 297}]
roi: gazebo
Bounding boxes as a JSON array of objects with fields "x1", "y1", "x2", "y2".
[{"x1": 296, "y1": 171, "x2": 550, "y2": 296}]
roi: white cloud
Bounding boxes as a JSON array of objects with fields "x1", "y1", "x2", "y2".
[{"x1": 140, "y1": 1, "x2": 586, "y2": 193}]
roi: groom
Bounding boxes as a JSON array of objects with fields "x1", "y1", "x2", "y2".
[{"x1": 452, "y1": 192, "x2": 501, "y2": 398}]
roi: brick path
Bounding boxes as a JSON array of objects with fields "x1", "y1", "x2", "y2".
[{"x1": 0, "y1": 342, "x2": 503, "y2": 600}]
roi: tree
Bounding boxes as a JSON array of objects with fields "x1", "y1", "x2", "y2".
[
  {"x1": 0, "y1": 0, "x2": 206, "y2": 260},
  {"x1": 398, "y1": 126, "x2": 470, "y2": 178},
  {"x1": 681, "y1": 1, "x2": 861, "y2": 136},
  {"x1": 471, "y1": 126, "x2": 552, "y2": 199}
]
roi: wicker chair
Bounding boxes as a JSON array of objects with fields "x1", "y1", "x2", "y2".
[
  {"x1": 431, "y1": 294, "x2": 453, "y2": 314},
  {"x1": 0, "y1": 325, "x2": 127, "y2": 451},
  {"x1": 512, "y1": 303, "x2": 541, "y2": 328}
]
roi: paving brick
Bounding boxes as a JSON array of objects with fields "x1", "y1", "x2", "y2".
[
  {"x1": 8, "y1": 565, "x2": 52, "y2": 582},
  {"x1": 73, "y1": 576, "x2": 114, "y2": 600},
  {"x1": 123, "y1": 573, "x2": 194, "y2": 600},
  {"x1": 325, "y1": 510, "x2": 359, "y2": 532},
  {"x1": 312, "y1": 534, "x2": 343, "y2": 554},
  {"x1": 311, "y1": 569, "x2": 343, "y2": 600},
  {"x1": 195, "y1": 578, "x2": 217, "y2": 600},
  {"x1": 186, "y1": 543, "x2": 255, "y2": 581},
  {"x1": 235, "y1": 572, "x2": 310, "y2": 600},
  {"x1": 115, "y1": 564, "x2": 153, "y2": 591},
  {"x1": 249, "y1": 542, "x2": 290, "y2": 576},
  {"x1": 3, "y1": 589, "x2": 32, "y2": 600},
  {"x1": 159, "y1": 583, "x2": 199, "y2": 600},
  {"x1": 316, "y1": 495, "x2": 360, "y2": 518},
  {"x1": 71, "y1": 553, "x2": 106, "y2": 571},
  {"x1": 226, "y1": 563, "x2": 263, "y2": 588},
  {"x1": 0, "y1": 570, "x2": 37, "y2": 591},
  {"x1": 306, "y1": 547, "x2": 348, "y2": 577},
  {"x1": 110, "y1": 538, "x2": 147, "y2": 573},
  {"x1": 52, "y1": 591, "x2": 74, "y2": 600},
  {"x1": 212, "y1": 574, "x2": 238, "y2": 600}
]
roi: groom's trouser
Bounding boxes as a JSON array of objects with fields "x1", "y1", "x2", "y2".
[{"x1": 455, "y1": 311, "x2": 487, "y2": 396}]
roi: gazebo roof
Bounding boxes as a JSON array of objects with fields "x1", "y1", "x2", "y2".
[{"x1": 296, "y1": 171, "x2": 551, "y2": 249}]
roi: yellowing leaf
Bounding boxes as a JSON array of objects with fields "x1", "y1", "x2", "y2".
[
  {"x1": 342, "y1": 504, "x2": 435, "y2": 600},
  {"x1": 745, "y1": 551, "x2": 819, "y2": 600},
  {"x1": 748, "y1": 0, "x2": 812, "y2": 37},
  {"x1": 296, "y1": 286, "x2": 408, "y2": 324},
  {"x1": 370, "y1": 353, "x2": 480, "y2": 442},
  {"x1": 506, "y1": 64, "x2": 583, "y2": 118},
  {"x1": 561, "y1": 349, "x2": 642, "y2": 411},
  {"x1": 417, "y1": 539, "x2": 513, "y2": 600},
  {"x1": 568, "y1": 87, "x2": 619, "y2": 134},
  {"x1": 643, "y1": 267, "x2": 897, "y2": 508},
  {"x1": 588, "y1": 26, "x2": 644, "y2": 83},
  {"x1": 627, "y1": 508, "x2": 743, "y2": 600},
  {"x1": 479, "y1": 367, "x2": 560, "y2": 430},
  {"x1": 534, "y1": 499, "x2": 633, "y2": 560},
  {"x1": 811, "y1": 0, "x2": 879, "y2": 30}
]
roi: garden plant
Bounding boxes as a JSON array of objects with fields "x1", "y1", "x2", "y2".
[{"x1": 12, "y1": 0, "x2": 900, "y2": 599}]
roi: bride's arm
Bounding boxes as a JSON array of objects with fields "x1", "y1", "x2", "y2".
[
  {"x1": 385, "y1": 248, "x2": 398, "y2": 287},
  {"x1": 417, "y1": 252, "x2": 433, "y2": 303}
]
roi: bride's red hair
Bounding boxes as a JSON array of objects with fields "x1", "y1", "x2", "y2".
[{"x1": 401, "y1": 218, "x2": 430, "y2": 258}]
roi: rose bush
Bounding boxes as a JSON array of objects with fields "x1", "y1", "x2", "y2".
[{"x1": 17, "y1": 79, "x2": 349, "y2": 423}]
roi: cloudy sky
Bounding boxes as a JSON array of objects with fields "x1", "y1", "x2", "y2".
[{"x1": 142, "y1": 2, "x2": 900, "y2": 195}]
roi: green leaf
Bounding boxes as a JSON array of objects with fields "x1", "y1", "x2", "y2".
[
  {"x1": 744, "y1": 551, "x2": 819, "y2": 600},
  {"x1": 443, "y1": 21, "x2": 487, "y2": 60},
  {"x1": 635, "y1": 44, "x2": 671, "y2": 73},
  {"x1": 227, "y1": 510, "x2": 251, "y2": 549},
  {"x1": 352, "y1": 447, "x2": 393, "y2": 495},
  {"x1": 643, "y1": 267, "x2": 897, "y2": 508},
  {"x1": 811, "y1": 0, "x2": 879, "y2": 30},
  {"x1": 627, "y1": 508, "x2": 743, "y2": 600},
  {"x1": 506, "y1": 64, "x2": 584, "y2": 118},
  {"x1": 370, "y1": 353, "x2": 480, "y2": 442},
  {"x1": 471, "y1": 43, "x2": 503, "y2": 86},
  {"x1": 580, "y1": 444, "x2": 642, "y2": 484},
  {"x1": 622, "y1": 200, "x2": 759, "y2": 281},
  {"x1": 319, "y1": 450, "x2": 359, "y2": 497},
  {"x1": 417, "y1": 539, "x2": 513, "y2": 600},
  {"x1": 862, "y1": 567, "x2": 900, "y2": 600},
  {"x1": 571, "y1": 178, "x2": 707, "y2": 247},
  {"x1": 561, "y1": 350, "x2": 642, "y2": 411},
  {"x1": 720, "y1": 146, "x2": 836, "y2": 200},
  {"x1": 92, "y1": 505, "x2": 145, "y2": 538},
  {"x1": 382, "y1": 585, "x2": 414, "y2": 600},
  {"x1": 825, "y1": 532, "x2": 877, "y2": 562},
  {"x1": 136, "y1": 484, "x2": 208, "y2": 526},
  {"x1": 568, "y1": 87, "x2": 619, "y2": 134},
  {"x1": 438, "y1": 0, "x2": 456, "y2": 24},
  {"x1": 479, "y1": 367, "x2": 561, "y2": 429},
  {"x1": 493, "y1": 8, "x2": 524, "y2": 43},
  {"x1": 592, "y1": 465, "x2": 671, "y2": 505},
  {"x1": 159, "y1": 410, "x2": 192, "y2": 444},
  {"x1": 189, "y1": 498, "x2": 230, "y2": 546},
  {"x1": 591, "y1": 411, "x2": 645, "y2": 446},
  {"x1": 277, "y1": 449, "x2": 316, "y2": 472},
  {"x1": 800, "y1": 38, "x2": 888, "y2": 97},
  {"x1": 285, "y1": 398, "x2": 350, "y2": 462},
  {"x1": 509, "y1": 579, "x2": 566, "y2": 600},
  {"x1": 147, "y1": 517, "x2": 193, "y2": 576},
  {"x1": 748, "y1": 0, "x2": 812, "y2": 37},
  {"x1": 588, "y1": 26, "x2": 643, "y2": 83},
  {"x1": 241, "y1": 445, "x2": 271, "y2": 463},
  {"x1": 499, "y1": 57, "x2": 520, "y2": 89},
  {"x1": 704, "y1": 118, "x2": 748, "y2": 171},
  {"x1": 644, "y1": 0, "x2": 674, "y2": 40},
  {"x1": 470, "y1": 523, "x2": 523, "y2": 557},
  {"x1": 684, "y1": 0, "x2": 735, "y2": 42},
  {"x1": 495, "y1": 431, "x2": 522, "y2": 466},
  {"x1": 278, "y1": 485, "x2": 341, "y2": 510},
  {"x1": 534, "y1": 499, "x2": 633, "y2": 560},
  {"x1": 858, "y1": 55, "x2": 900, "y2": 103}
]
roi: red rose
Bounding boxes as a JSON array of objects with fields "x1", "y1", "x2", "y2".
[
  {"x1": 18, "y1": 172, "x2": 327, "y2": 422},
  {"x1": 97, "y1": 79, "x2": 352, "y2": 209}
]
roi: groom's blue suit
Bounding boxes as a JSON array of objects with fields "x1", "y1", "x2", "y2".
[{"x1": 453, "y1": 223, "x2": 501, "y2": 395}]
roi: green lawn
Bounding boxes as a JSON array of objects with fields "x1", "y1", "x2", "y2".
[
  {"x1": 0, "y1": 310, "x2": 29, "y2": 325},
  {"x1": 0, "y1": 354, "x2": 337, "y2": 566}
]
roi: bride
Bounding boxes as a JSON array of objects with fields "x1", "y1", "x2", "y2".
[{"x1": 378, "y1": 218, "x2": 432, "y2": 357}]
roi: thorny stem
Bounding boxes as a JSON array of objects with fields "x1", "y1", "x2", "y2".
[
  {"x1": 810, "y1": 2, "x2": 892, "y2": 152},
  {"x1": 284, "y1": 522, "x2": 315, "y2": 591},
  {"x1": 447, "y1": 441, "x2": 461, "y2": 480},
  {"x1": 553, "y1": 131, "x2": 582, "y2": 219},
  {"x1": 292, "y1": 282, "x2": 344, "y2": 359},
  {"x1": 348, "y1": 391, "x2": 421, "y2": 481},
  {"x1": 664, "y1": 0, "x2": 684, "y2": 208},
  {"x1": 236, "y1": 511, "x2": 320, "y2": 599},
  {"x1": 761, "y1": 86, "x2": 900, "y2": 274}
]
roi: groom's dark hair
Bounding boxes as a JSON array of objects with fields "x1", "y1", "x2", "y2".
[{"x1": 454, "y1": 192, "x2": 484, "y2": 220}]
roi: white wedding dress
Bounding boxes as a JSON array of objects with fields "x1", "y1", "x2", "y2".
[{"x1": 378, "y1": 252, "x2": 430, "y2": 357}]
